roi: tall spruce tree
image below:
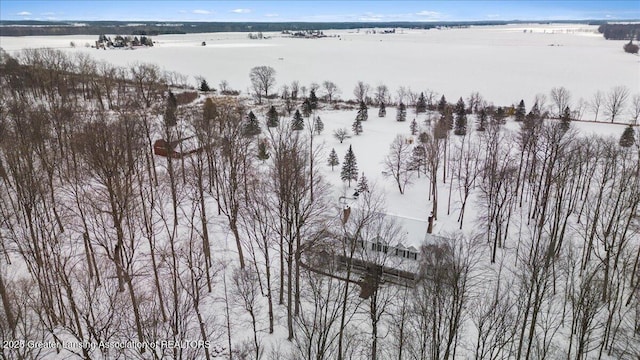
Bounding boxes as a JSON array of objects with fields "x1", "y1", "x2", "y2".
[
  {"x1": 199, "y1": 79, "x2": 211, "y2": 92},
  {"x1": 314, "y1": 116, "x2": 324, "y2": 134},
  {"x1": 477, "y1": 108, "x2": 487, "y2": 131},
  {"x1": 164, "y1": 91, "x2": 178, "y2": 126},
  {"x1": 619, "y1": 125, "x2": 636, "y2": 147},
  {"x1": 515, "y1": 99, "x2": 526, "y2": 122},
  {"x1": 352, "y1": 117, "x2": 363, "y2": 135},
  {"x1": 357, "y1": 172, "x2": 369, "y2": 193},
  {"x1": 328, "y1": 148, "x2": 339, "y2": 171},
  {"x1": 357, "y1": 101, "x2": 368, "y2": 121},
  {"x1": 302, "y1": 98, "x2": 312, "y2": 118},
  {"x1": 341, "y1": 145, "x2": 358, "y2": 187},
  {"x1": 454, "y1": 97, "x2": 467, "y2": 136},
  {"x1": 410, "y1": 118, "x2": 419, "y2": 135},
  {"x1": 243, "y1": 111, "x2": 261, "y2": 136},
  {"x1": 416, "y1": 92, "x2": 427, "y2": 113},
  {"x1": 292, "y1": 109, "x2": 304, "y2": 130},
  {"x1": 437, "y1": 95, "x2": 447, "y2": 113},
  {"x1": 378, "y1": 102, "x2": 386, "y2": 117},
  {"x1": 266, "y1": 105, "x2": 279, "y2": 127},
  {"x1": 396, "y1": 102, "x2": 407, "y2": 122},
  {"x1": 309, "y1": 89, "x2": 319, "y2": 109}
]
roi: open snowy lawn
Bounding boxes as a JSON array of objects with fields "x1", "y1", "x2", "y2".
[{"x1": 2, "y1": 24, "x2": 638, "y2": 115}]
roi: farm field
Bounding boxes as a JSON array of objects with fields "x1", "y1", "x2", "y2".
[{"x1": 0, "y1": 20, "x2": 639, "y2": 360}]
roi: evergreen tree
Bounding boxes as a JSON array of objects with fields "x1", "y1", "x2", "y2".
[
  {"x1": 243, "y1": 111, "x2": 261, "y2": 136},
  {"x1": 266, "y1": 105, "x2": 279, "y2": 127},
  {"x1": 199, "y1": 79, "x2": 211, "y2": 92},
  {"x1": 411, "y1": 145, "x2": 427, "y2": 175},
  {"x1": 164, "y1": 91, "x2": 178, "y2": 126},
  {"x1": 560, "y1": 106, "x2": 571, "y2": 132},
  {"x1": 454, "y1": 97, "x2": 467, "y2": 136},
  {"x1": 257, "y1": 141, "x2": 270, "y2": 161},
  {"x1": 341, "y1": 145, "x2": 358, "y2": 187},
  {"x1": 416, "y1": 92, "x2": 427, "y2": 113},
  {"x1": 357, "y1": 101, "x2": 368, "y2": 121},
  {"x1": 619, "y1": 125, "x2": 635, "y2": 147},
  {"x1": 352, "y1": 117, "x2": 363, "y2": 135},
  {"x1": 494, "y1": 106, "x2": 507, "y2": 125},
  {"x1": 314, "y1": 116, "x2": 324, "y2": 135},
  {"x1": 515, "y1": 99, "x2": 526, "y2": 122},
  {"x1": 328, "y1": 148, "x2": 339, "y2": 171},
  {"x1": 378, "y1": 102, "x2": 386, "y2": 117},
  {"x1": 434, "y1": 115, "x2": 449, "y2": 140},
  {"x1": 302, "y1": 98, "x2": 313, "y2": 118},
  {"x1": 309, "y1": 89, "x2": 319, "y2": 109},
  {"x1": 356, "y1": 172, "x2": 369, "y2": 193},
  {"x1": 477, "y1": 108, "x2": 487, "y2": 131},
  {"x1": 396, "y1": 102, "x2": 407, "y2": 122},
  {"x1": 437, "y1": 95, "x2": 447, "y2": 113},
  {"x1": 292, "y1": 110, "x2": 304, "y2": 130},
  {"x1": 410, "y1": 118, "x2": 419, "y2": 135}
]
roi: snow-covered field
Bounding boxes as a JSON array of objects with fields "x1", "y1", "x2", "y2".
[
  {"x1": 2, "y1": 23, "x2": 638, "y2": 114},
  {"x1": 1, "y1": 23, "x2": 639, "y2": 359}
]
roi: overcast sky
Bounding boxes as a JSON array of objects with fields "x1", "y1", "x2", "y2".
[{"x1": 1, "y1": 0, "x2": 639, "y2": 22}]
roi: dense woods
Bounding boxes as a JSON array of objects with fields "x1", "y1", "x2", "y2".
[{"x1": 0, "y1": 49, "x2": 638, "y2": 360}]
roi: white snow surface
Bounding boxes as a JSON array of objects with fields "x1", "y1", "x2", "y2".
[{"x1": 2, "y1": 23, "x2": 638, "y2": 113}]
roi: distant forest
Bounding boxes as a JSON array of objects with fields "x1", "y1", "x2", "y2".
[{"x1": 0, "y1": 19, "x2": 610, "y2": 36}]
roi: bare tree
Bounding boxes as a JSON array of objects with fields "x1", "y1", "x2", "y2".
[
  {"x1": 250, "y1": 65, "x2": 277, "y2": 104},
  {"x1": 374, "y1": 84, "x2": 390, "y2": 105},
  {"x1": 589, "y1": 90, "x2": 604, "y2": 121},
  {"x1": 383, "y1": 135, "x2": 414, "y2": 194},
  {"x1": 333, "y1": 128, "x2": 350, "y2": 144},
  {"x1": 353, "y1": 81, "x2": 370, "y2": 103},
  {"x1": 550, "y1": 86, "x2": 572, "y2": 117},
  {"x1": 323, "y1": 80, "x2": 340, "y2": 103},
  {"x1": 628, "y1": 93, "x2": 640, "y2": 124},
  {"x1": 605, "y1": 85, "x2": 629, "y2": 123},
  {"x1": 233, "y1": 267, "x2": 263, "y2": 360}
]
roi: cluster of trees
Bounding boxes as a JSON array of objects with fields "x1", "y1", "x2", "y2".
[
  {"x1": 599, "y1": 23, "x2": 640, "y2": 41},
  {"x1": 0, "y1": 49, "x2": 638, "y2": 360},
  {"x1": 96, "y1": 34, "x2": 153, "y2": 48}
]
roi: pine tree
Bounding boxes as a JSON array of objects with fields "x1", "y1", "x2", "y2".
[
  {"x1": 357, "y1": 172, "x2": 369, "y2": 193},
  {"x1": 560, "y1": 106, "x2": 571, "y2": 132},
  {"x1": 437, "y1": 95, "x2": 447, "y2": 113},
  {"x1": 378, "y1": 102, "x2": 386, "y2": 117},
  {"x1": 341, "y1": 145, "x2": 358, "y2": 187},
  {"x1": 164, "y1": 91, "x2": 178, "y2": 126},
  {"x1": 416, "y1": 92, "x2": 427, "y2": 113},
  {"x1": 243, "y1": 111, "x2": 261, "y2": 136},
  {"x1": 257, "y1": 141, "x2": 270, "y2": 161},
  {"x1": 357, "y1": 101, "x2": 368, "y2": 121},
  {"x1": 411, "y1": 145, "x2": 427, "y2": 174},
  {"x1": 477, "y1": 108, "x2": 487, "y2": 131},
  {"x1": 396, "y1": 102, "x2": 407, "y2": 122},
  {"x1": 515, "y1": 100, "x2": 526, "y2": 122},
  {"x1": 266, "y1": 106, "x2": 279, "y2": 127},
  {"x1": 328, "y1": 148, "x2": 339, "y2": 171},
  {"x1": 352, "y1": 117, "x2": 363, "y2": 135},
  {"x1": 309, "y1": 89, "x2": 319, "y2": 109},
  {"x1": 454, "y1": 97, "x2": 467, "y2": 136},
  {"x1": 302, "y1": 98, "x2": 312, "y2": 118},
  {"x1": 494, "y1": 106, "x2": 507, "y2": 125},
  {"x1": 410, "y1": 118, "x2": 419, "y2": 135},
  {"x1": 199, "y1": 79, "x2": 211, "y2": 92},
  {"x1": 292, "y1": 110, "x2": 304, "y2": 130},
  {"x1": 619, "y1": 125, "x2": 635, "y2": 147},
  {"x1": 314, "y1": 116, "x2": 324, "y2": 135}
]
